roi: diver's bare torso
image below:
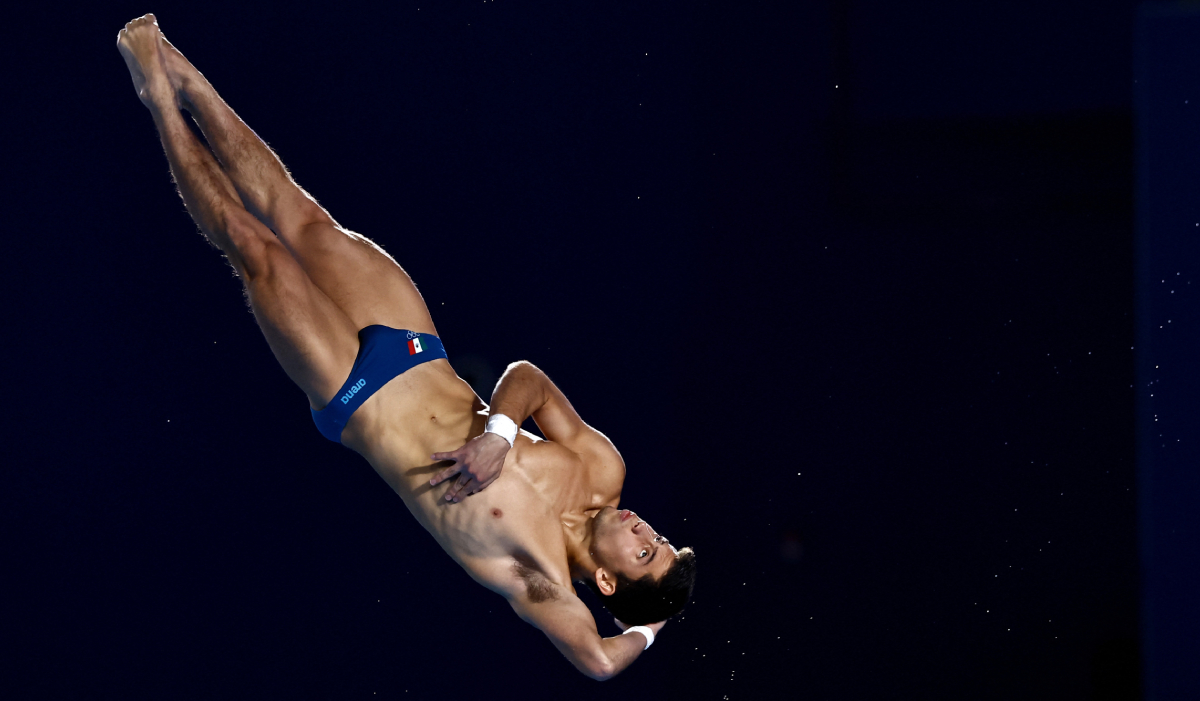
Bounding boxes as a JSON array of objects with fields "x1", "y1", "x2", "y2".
[{"x1": 338, "y1": 358, "x2": 625, "y2": 600}]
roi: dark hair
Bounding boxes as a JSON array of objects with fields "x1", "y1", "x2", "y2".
[{"x1": 581, "y1": 547, "x2": 697, "y2": 626}]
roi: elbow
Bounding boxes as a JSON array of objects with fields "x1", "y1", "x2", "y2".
[
  {"x1": 587, "y1": 660, "x2": 618, "y2": 682},
  {"x1": 578, "y1": 651, "x2": 618, "y2": 681}
]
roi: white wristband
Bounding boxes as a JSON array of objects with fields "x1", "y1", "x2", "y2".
[
  {"x1": 622, "y1": 625, "x2": 655, "y2": 650},
  {"x1": 484, "y1": 413, "x2": 518, "y2": 447}
]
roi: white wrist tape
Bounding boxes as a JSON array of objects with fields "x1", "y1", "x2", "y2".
[
  {"x1": 622, "y1": 625, "x2": 655, "y2": 650},
  {"x1": 484, "y1": 413, "x2": 518, "y2": 447}
]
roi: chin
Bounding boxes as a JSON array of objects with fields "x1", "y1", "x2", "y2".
[{"x1": 595, "y1": 505, "x2": 623, "y2": 532}]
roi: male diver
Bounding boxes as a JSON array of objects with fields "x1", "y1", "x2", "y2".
[{"x1": 116, "y1": 15, "x2": 695, "y2": 680}]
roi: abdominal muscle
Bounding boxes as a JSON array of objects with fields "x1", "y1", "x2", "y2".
[{"x1": 333, "y1": 359, "x2": 573, "y2": 592}]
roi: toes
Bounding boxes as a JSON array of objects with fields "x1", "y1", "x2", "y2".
[{"x1": 123, "y1": 14, "x2": 159, "y2": 32}]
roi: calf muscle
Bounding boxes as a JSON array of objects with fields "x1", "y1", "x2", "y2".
[
  {"x1": 151, "y1": 91, "x2": 252, "y2": 270},
  {"x1": 163, "y1": 38, "x2": 326, "y2": 237}
]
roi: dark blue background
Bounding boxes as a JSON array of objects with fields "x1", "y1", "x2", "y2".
[
  {"x1": 2, "y1": 2, "x2": 1145, "y2": 698},
  {"x1": 1134, "y1": 5, "x2": 1200, "y2": 699}
]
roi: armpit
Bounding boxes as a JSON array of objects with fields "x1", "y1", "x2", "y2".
[{"x1": 513, "y1": 559, "x2": 559, "y2": 603}]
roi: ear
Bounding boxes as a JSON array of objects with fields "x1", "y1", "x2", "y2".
[{"x1": 593, "y1": 567, "x2": 616, "y2": 596}]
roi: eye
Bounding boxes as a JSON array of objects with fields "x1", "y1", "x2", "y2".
[{"x1": 638, "y1": 549, "x2": 648, "y2": 558}]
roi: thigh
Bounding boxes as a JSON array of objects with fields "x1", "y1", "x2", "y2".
[
  {"x1": 270, "y1": 198, "x2": 437, "y2": 336},
  {"x1": 237, "y1": 225, "x2": 362, "y2": 409}
]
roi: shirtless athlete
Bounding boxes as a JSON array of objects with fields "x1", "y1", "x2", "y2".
[{"x1": 116, "y1": 15, "x2": 696, "y2": 680}]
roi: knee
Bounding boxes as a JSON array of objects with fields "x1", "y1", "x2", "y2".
[
  {"x1": 276, "y1": 195, "x2": 335, "y2": 237},
  {"x1": 225, "y1": 212, "x2": 287, "y2": 281},
  {"x1": 295, "y1": 196, "x2": 333, "y2": 227}
]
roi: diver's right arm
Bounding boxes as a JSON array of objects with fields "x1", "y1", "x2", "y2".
[
  {"x1": 491, "y1": 361, "x2": 622, "y2": 462},
  {"x1": 488, "y1": 361, "x2": 589, "y2": 444}
]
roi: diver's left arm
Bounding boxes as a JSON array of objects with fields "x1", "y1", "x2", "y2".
[{"x1": 509, "y1": 590, "x2": 661, "y2": 680}]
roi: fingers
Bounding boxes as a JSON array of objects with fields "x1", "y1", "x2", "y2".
[
  {"x1": 445, "y1": 473, "x2": 474, "y2": 503},
  {"x1": 448, "y1": 474, "x2": 497, "y2": 502},
  {"x1": 429, "y1": 464, "x2": 462, "y2": 487},
  {"x1": 455, "y1": 474, "x2": 476, "y2": 502},
  {"x1": 428, "y1": 451, "x2": 461, "y2": 487},
  {"x1": 430, "y1": 434, "x2": 507, "y2": 501}
]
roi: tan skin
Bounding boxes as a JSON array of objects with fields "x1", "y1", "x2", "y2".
[{"x1": 117, "y1": 16, "x2": 676, "y2": 680}]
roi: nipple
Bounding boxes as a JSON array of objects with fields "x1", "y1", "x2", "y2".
[{"x1": 492, "y1": 509, "x2": 503, "y2": 518}]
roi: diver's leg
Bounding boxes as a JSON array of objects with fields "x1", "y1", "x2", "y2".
[
  {"x1": 118, "y1": 15, "x2": 358, "y2": 408},
  {"x1": 159, "y1": 36, "x2": 436, "y2": 336}
]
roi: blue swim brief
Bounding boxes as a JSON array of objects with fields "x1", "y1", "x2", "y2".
[{"x1": 311, "y1": 326, "x2": 447, "y2": 443}]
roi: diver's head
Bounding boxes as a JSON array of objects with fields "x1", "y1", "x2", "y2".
[{"x1": 580, "y1": 506, "x2": 697, "y2": 625}]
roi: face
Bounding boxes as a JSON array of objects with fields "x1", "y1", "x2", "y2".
[{"x1": 590, "y1": 506, "x2": 676, "y2": 585}]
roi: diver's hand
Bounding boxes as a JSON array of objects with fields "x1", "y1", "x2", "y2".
[{"x1": 430, "y1": 431, "x2": 510, "y2": 503}]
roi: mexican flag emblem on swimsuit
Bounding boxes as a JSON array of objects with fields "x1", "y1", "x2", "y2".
[{"x1": 408, "y1": 337, "x2": 425, "y2": 355}]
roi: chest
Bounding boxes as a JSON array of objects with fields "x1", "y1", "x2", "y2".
[
  {"x1": 418, "y1": 441, "x2": 618, "y2": 589},
  {"x1": 422, "y1": 442, "x2": 579, "y2": 555}
]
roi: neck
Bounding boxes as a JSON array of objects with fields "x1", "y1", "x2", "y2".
[{"x1": 563, "y1": 513, "x2": 601, "y2": 581}]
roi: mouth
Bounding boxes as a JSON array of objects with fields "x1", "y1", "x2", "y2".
[{"x1": 620, "y1": 509, "x2": 634, "y2": 522}]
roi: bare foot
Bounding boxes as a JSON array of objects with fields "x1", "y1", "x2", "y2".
[{"x1": 115, "y1": 14, "x2": 172, "y2": 107}]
